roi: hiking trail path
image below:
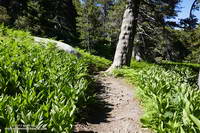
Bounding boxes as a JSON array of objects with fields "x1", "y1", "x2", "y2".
[{"x1": 74, "y1": 75, "x2": 152, "y2": 133}]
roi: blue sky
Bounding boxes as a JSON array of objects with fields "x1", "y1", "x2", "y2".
[{"x1": 173, "y1": 0, "x2": 200, "y2": 22}]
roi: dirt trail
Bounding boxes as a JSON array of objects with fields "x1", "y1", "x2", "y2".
[{"x1": 74, "y1": 76, "x2": 151, "y2": 133}]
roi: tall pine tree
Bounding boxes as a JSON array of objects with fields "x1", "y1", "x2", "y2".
[
  {"x1": 0, "y1": 0, "x2": 78, "y2": 44},
  {"x1": 76, "y1": 0, "x2": 111, "y2": 57},
  {"x1": 107, "y1": 0, "x2": 181, "y2": 71}
]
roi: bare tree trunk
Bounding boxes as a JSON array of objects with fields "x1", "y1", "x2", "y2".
[
  {"x1": 198, "y1": 70, "x2": 200, "y2": 89},
  {"x1": 107, "y1": 0, "x2": 141, "y2": 72},
  {"x1": 132, "y1": 46, "x2": 143, "y2": 61}
]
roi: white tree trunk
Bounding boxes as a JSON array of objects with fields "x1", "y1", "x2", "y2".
[
  {"x1": 198, "y1": 70, "x2": 200, "y2": 89},
  {"x1": 107, "y1": 0, "x2": 140, "y2": 71},
  {"x1": 132, "y1": 46, "x2": 143, "y2": 61}
]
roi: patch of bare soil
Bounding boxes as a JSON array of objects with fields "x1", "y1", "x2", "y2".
[{"x1": 74, "y1": 76, "x2": 151, "y2": 133}]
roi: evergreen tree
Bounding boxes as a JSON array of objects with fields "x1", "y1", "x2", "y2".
[
  {"x1": 0, "y1": 6, "x2": 10, "y2": 24},
  {"x1": 105, "y1": 0, "x2": 126, "y2": 59},
  {"x1": 107, "y1": 0, "x2": 181, "y2": 71},
  {"x1": 76, "y1": 0, "x2": 100, "y2": 52},
  {"x1": 134, "y1": 0, "x2": 182, "y2": 61},
  {"x1": 75, "y1": 0, "x2": 112, "y2": 57},
  {"x1": 95, "y1": 0, "x2": 114, "y2": 58},
  {"x1": 0, "y1": 0, "x2": 28, "y2": 26},
  {"x1": 0, "y1": 0, "x2": 78, "y2": 44}
]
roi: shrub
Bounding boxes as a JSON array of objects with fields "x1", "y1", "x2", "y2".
[
  {"x1": 113, "y1": 60, "x2": 200, "y2": 132},
  {"x1": 77, "y1": 49, "x2": 111, "y2": 73},
  {"x1": 0, "y1": 25, "x2": 91, "y2": 132}
]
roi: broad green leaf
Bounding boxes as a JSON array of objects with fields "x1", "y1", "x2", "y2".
[{"x1": 190, "y1": 114, "x2": 200, "y2": 129}]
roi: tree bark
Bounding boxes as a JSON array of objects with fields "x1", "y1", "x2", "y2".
[
  {"x1": 107, "y1": 0, "x2": 141, "y2": 71},
  {"x1": 198, "y1": 70, "x2": 200, "y2": 89},
  {"x1": 132, "y1": 46, "x2": 143, "y2": 61}
]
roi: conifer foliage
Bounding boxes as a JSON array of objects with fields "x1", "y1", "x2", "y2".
[
  {"x1": 74, "y1": 0, "x2": 114, "y2": 57},
  {"x1": 0, "y1": 0, "x2": 77, "y2": 44}
]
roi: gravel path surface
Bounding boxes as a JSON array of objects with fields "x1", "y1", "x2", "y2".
[{"x1": 74, "y1": 76, "x2": 151, "y2": 133}]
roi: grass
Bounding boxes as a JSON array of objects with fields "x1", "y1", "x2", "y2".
[
  {"x1": 0, "y1": 25, "x2": 110, "y2": 132},
  {"x1": 113, "y1": 60, "x2": 200, "y2": 132}
]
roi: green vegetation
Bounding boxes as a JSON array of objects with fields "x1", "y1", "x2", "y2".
[
  {"x1": 0, "y1": 0, "x2": 200, "y2": 132},
  {"x1": 1, "y1": 0, "x2": 199, "y2": 63},
  {"x1": 78, "y1": 49, "x2": 111, "y2": 73},
  {"x1": 0, "y1": 25, "x2": 110, "y2": 132},
  {"x1": 113, "y1": 60, "x2": 200, "y2": 132},
  {"x1": 0, "y1": 0, "x2": 77, "y2": 44}
]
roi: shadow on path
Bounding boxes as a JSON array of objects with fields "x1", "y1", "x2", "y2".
[
  {"x1": 74, "y1": 79, "x2": 114, "y2": 133},
  {"x1": 74, "y1": 76, "x2": 151, "y2": 133}
]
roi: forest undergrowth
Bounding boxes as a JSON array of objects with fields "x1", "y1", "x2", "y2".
[
  {"x1": 113, "y1": 60, "x2": 200, "y2": 132},
  {"x1": 2, "y1": 24, "x2": 200, "y2": 133},
  {"x1": 0, "y1": 25, "x2": 111, "y2": 133}
]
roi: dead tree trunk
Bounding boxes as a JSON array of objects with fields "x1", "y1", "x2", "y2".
[
  {"x1": 198, "y1": 70, "x2": 200, "y2": 89},
  {"x1": 107, "y1": 0, "x2": 140, "y2": 72}
]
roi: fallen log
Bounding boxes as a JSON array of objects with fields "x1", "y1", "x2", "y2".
[{"x1": 33, "y1": 36, "x2": 81, "y2": 57}]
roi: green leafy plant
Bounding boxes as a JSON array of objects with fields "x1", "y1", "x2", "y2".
[
  {"x1": 77, "y1": 49, "x2": 111, "y2": 73},
  {"x1": 113, "y1": 60, "x2": 200, "y2": 132},
  {"x1": 0, "y1": 25, "x2": 100, "y2": 132}
]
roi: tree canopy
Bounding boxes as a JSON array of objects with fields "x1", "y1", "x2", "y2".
[{"x1": 0, "y1": 0, "x2": 199, "y2": 64}]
